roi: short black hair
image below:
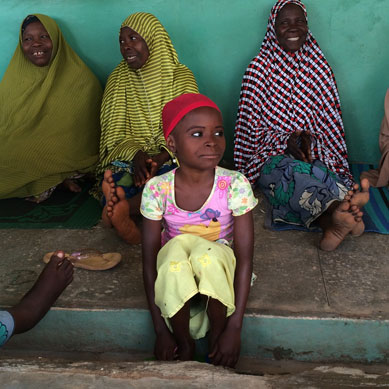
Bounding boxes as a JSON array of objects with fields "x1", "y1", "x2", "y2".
[{"x1": 21, "y1": 15, "x2": 40, "y2": 33}]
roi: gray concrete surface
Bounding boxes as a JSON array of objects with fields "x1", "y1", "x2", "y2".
[
  {"x1": 1, "y1": 192, "x2": 388, "y2": 319},
  {"x1": 0, "y1": 356, "x2": 388, "y2": 389}
]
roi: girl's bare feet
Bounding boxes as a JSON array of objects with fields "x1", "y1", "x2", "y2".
[
  {"x1": 176, "y1": 338, "x2": 195, "y2": 361},
  {"x1": 109, "y1": 186, "x2": 141, "y2": 244},
  {"x1": 101, "y1": 170, "x2": 116, "y2": 227},
  {"x1": 320, "y1": 201, "x2": 362, "y2": 251}
]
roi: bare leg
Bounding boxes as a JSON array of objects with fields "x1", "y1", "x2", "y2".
[
  {"x1": 107, "y1": 186, "x2": 141, "y2": 244},
  {"x1": 62, "y1": 178, "x2": 82, "y2": 193},
  {"x1": 319, "y1": 201, "x2": 363, "y2": 252},
  {"x1": 207, "y1": 297, "x2": 227, "y2": 354},
  {"x1": 7, "y1": 251, "x2": 73, "y2": 334},
  {"x1": 101, "y1": 170, "x2": 116, "y2": 227},
  {"x1": 170, "y1": 300, "x2": 195, "y2": 361}
]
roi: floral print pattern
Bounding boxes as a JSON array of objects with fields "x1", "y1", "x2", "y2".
[
  {"x1": 258, "y1": 155, "x2": 348, "y2": 227},
  {"x1": 141, "y1": 166, "x2": 258, "y2": 245}
]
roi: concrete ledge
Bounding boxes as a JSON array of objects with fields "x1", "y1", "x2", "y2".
[{"x1": 4, "y1": 308, "x2": 389, "y2": 364}]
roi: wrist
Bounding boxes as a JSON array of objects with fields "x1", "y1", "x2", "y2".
[
  {"x1": 154, "y1": 324, "x2": 170, "y2": 336},
  {"x1": 226, "y1": 315, "x2": 243, "y2": 331}
]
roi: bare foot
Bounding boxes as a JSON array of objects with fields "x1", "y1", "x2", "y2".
[
  {"x1": 110, "y1": 186, "x2": 141, "y2": 244},
  {"x1": 62, "y1": 178, "x2": 82, "y2": 193},
  {"x1": 351, "y1": 220, "x2": 365, "y2": 237},
  {"x1": 8, "y1": 251, "x2": 74, "y2": 334},
  {"x1": 176, "y1": 338, "x2": 195, "y2": 361},
  {"x1": 345, "y1": 179, "x2": 369, "y2": 237},
  {"x1": 349, "y1": 204, "x2": 365, "y2": 237},
  {"x1": 320, "y1": 201, "x2": 362, "y2": 251},
  {"x1": 345, "y1": 178, "x2": 370, "y2": 209},
  {"x1": 101, "y1": 170, "x2": 116, "y2": 227}
]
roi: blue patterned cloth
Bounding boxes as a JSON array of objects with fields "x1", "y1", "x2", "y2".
[
  {"x1": 0, "y1": 310, "x2": 14, "y2": 347},
  {"x1": 101, "y1": 161, "x2": 177, "y2": 204},
  {"x1": 258, "y1": 155, "x2": 349, "y2": 227}
]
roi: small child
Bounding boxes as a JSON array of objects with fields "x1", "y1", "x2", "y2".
[{"x1": 141, "y1": 93, "x2": 258, "y2": 368}]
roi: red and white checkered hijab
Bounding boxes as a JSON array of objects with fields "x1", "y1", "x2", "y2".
[{"x1": 234, "y1": 0, "x2": 353, "y2": 186}]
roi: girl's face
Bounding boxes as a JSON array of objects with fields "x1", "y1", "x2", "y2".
[
  {"x1": 22, "y1": 21, "x2": 53, "y2": 67},
  {"x1": 275, "y1": 3, "x2": 308, "y2": 52},
  {"x1": 119, "y1": 27, "x2": 149, "y2": 69},
  {"x1": 167, "y1": 107, "x2": 225, "y2": 171}
]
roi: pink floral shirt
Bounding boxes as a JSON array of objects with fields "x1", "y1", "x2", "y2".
[{"x1": 141, "y1": 166, "x2": 258, "y2": 246}]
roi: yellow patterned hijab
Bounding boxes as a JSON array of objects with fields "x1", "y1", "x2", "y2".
[
  {"x1": 97, "y1": 12, "x2": 198, "y2": 173},
  {"x1": 0, "y1": 14, "x2": 102, "y2": 199}
]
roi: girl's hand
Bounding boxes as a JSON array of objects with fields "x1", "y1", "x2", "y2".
[
  {"x1": 209, "y1": 326, "x2": 241, "y2": 368},
  {"x1": 154, "y1": 330, "x2": 178, "y2": 361},
  {"x1": 133, "y1": 150, "x2": 151, "y2": 186}
]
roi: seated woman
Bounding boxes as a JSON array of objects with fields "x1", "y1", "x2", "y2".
[
  {"x1": 0, "y1": 14, "x2": 102, "y2": 202},
  {"x1": 234, "y1": 0, "x2": 369, "y2": 251},
  {"x1": 361, "y1": 89, "x2": 389, "y2": 187},
  {"x1": 97, "y1": 12, "x2": 198, "y2": 244}
]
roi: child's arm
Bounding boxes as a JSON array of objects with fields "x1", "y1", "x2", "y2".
[
  {"x1": 142, "y1": 217, "x2": 177, "y2": 360},
  {"x1": 209, "y1": 210, "x2": 254, "y2": 367}
]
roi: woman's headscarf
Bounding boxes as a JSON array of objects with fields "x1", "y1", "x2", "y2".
[
  {"x1": 0, "y1": 14, "x2": 102, "y2": 199},
  {"x1": 234, "y1": 0, "x2": 353, "y2": 186},
  {"x1": 97, "y1": 12, "x2": 198, "y2": 174}
]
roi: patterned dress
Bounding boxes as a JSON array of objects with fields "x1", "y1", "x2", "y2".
[{"x1": 234, "y1": 0, "x2": 353, "y2": 227}]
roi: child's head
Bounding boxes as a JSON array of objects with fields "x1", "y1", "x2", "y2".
[{"x1": 162, "y1": 93, "x2": 225, "y2": 170}]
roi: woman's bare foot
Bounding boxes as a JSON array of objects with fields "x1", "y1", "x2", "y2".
[
  {"x1": 320, "y1": 201, "x2": 362, "y2": 251},
  {"x1": 7, "y1": 251, "x2": 73, "y2": 334},
  {"x1": 109, "y1": 186, "x2": 141, "y2": 244},
  {"x1": 101, "y1": 170, "x2": 116, "y2": 227},
  {"x1": 345, "y1": 178, "x2": 370, "y2": 209},
  {"x1": 62, "y1": 178, "x2": 82, "y2": 193},
  {"x1": 345, "y1": 179, "x2": 369, "y2": 237},
  {"x1": 351, "y1": 220, "x2": 365, "y2": 237}
]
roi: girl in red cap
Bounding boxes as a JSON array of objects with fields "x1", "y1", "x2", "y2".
[{"x1": 141, "y1": 93, "x2": 258, "y2": 367}]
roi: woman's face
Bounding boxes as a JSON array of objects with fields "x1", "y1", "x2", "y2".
[
  {"x1": 22, "y1": 21, "x2": 53, "y2": 67},
  {"x1": 275, "y1": 3, "x2": 308, "y2": 52},
  {"x1": 119, "y1": 27, "x2": 150, "y2": 69}
]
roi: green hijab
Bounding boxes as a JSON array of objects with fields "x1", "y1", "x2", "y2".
[
  {"x1": 97, "y1": 12, "x2": 198, "y2": 174},
  {"x1": 0, "y1": 14, "x2": 102, "y2": 199}
]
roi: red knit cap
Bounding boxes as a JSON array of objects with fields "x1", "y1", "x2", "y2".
[{"x1": 162, "y1": 93, "x2": 220, "y2": 140}]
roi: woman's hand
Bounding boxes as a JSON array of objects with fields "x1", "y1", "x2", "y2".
[
  {"x1": 286, "y1": 131, "x2": 312, "y2": 163},
  {"x1": 134, "y1": 150, "x2": 170, "y2": 186},
  {"x1": 145, "y1": 150, "x2": 171, "y2": 182},
  {"x1": 300, "y1": 131, "x2": 313, "y2": 163},
  {"x1": 209, "y1": 326, "x2": 241, "y2": 368},
  {"x1": 133, "y1": 150, "x2": 151, "y2": 186}
]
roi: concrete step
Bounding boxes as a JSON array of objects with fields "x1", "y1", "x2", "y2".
[
  {"x1": 0, "y1": 352, "x2": 388, "y2": 388},
  {"x1": 3, "y1": 306, "x2": 389, "y2": 364},
  {"x1": 1, "y1": 192, "x2": 388, "y2": 364}
]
